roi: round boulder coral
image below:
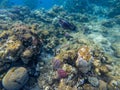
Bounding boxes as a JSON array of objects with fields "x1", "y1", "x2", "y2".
[{"x1": 2, "y1": 67, "x2": 29, "y2": 90}]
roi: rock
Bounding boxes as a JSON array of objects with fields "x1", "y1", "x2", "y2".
[
  {"x1": 83, "y1": 84, "x2": 98, "y2": 90},
  {"x1": 76, "y1": 57, "x2": 91, "y2": 73},
  {"x1": 2, "y1": 67, "x2": 29, "y2": 90},
  {"x1": 21, "y1": 49, "x2": 33, "y2": 64},
  {"x1": 99, "y1": 80, "x2": 107, "y2": 90},
  {"x1": 45, "y1": 86, "x2": 51, "y2": 90},
  {"x1": 102, "y1": 20, "x2": 115, "y2": 28},
  {"x1": 109, "y1": 80, "x2": 120, "y2": 89},
  {"x1": 108, "y1": 79, "x2": 120, "y2": 90},
  {"x1": 100, "y1": 65, "x2": 109, "y2": 74},
  {"x1": 58, "y1": 79, "x2": 77, "y2": 90},
  {"x1": 77, "y1": 78, "x2": 85, "y2": 86},
  {"x1": 62, "y1": 64, "x2": 73, "y2": 74},
  {"x1": 88, "y1": 77, "x2": 99, "y2": 87},
  {"x1": 93, "y1": 59, "x2": 101, "y2": 67},
  {"x1": 111, "y1": 42, "x2": 120, "y2": 58}
]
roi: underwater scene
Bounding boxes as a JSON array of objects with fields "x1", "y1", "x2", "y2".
[{"x1": 0, "y1": 0, "x2": 120, "y2": 90}]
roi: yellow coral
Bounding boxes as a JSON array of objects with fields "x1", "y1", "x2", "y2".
[
  {"x1": 41, "y1": 30, "x2": 49, "y2": 36},
  {"x1": 0, "y1": 30, "x2": 14, "y2": 39},
  {"x1": 0, "y1": 39, "x2": 23, "y2": 62},
  {"x1": 93, "y1": 59, "x2": 101, "y2": 67},
  {"x1": 54, "y1": 50, "x2": 76, "y2": 62},
  {"x1": 62, "y1": 64, "x2": 73, "y2": 74},
  {"x1": 78, "y1": 46, "x2": 92, "y2": 61},
  {"x1": 95, "y1": 68, "x2": 101, "y2": 75},
  {"x1": 0, "y1": 31, "x2": 7, "y2": 38},
  {"x1": 100, "y1": 65, "x2": 109, "y2": 74},
  {"x1": 22, "y1": 49, "x2": 33, "y2": 58},
  {"x1": 21, "y1": 49, "x2": 33, "y2": 64},
  {"x1": 22, "y1": 33, "x2": 32, "y2": 40},
  {"x1": 6, "y1": 40, "x2": 22, "y2": 52}
]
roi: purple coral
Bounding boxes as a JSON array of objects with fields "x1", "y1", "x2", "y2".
[
  {"x1": 57, "y1": 69, "x2": 67, "y2": 78},
  {"x1": 76, "y1": 57, "x2": 91, "y2": 73},
  {"x1": 52, "y1": 59, "x2": 61, "y2": 70}
]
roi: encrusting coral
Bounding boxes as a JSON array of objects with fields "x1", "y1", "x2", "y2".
[
  {"x1": 38, "y1": 45, "x2": 115, "y2": 90},
  {"x1": 0, "y1": 24, "x2": 42, "y2": 64}
]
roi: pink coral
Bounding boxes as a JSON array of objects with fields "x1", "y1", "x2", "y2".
[{"x1": 57, "y1": 69, "x2": 67, "y2": 78}]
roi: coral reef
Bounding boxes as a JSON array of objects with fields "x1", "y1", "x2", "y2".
[
  {"x1": 0, "y1": 23, "x2": 42, "y2": 89},
  {"x1": 38, "y1": 45, "x2": 117, "y2": 90},
  {"x1": 0, "y1": 24, "x2": 41, "y2": 64},
  {"x1": 0, "y1": 5, "x2": 119, "y2": 90}
]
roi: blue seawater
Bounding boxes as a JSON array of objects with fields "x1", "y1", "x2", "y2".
[{"x1": 0, "y1": 0, "x2": 61, "y2": 9}]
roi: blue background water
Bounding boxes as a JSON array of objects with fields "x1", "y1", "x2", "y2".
[{"x1": 7, "y1": 0, "x2": 60, "y2": 9}]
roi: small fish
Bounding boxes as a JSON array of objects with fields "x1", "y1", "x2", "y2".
[
  {"x1": 58, "y1": 18, "x2": 76, "y2": 30},
  {"x1": 64, "y1": 32, "x2": 73, "y2": 38}
]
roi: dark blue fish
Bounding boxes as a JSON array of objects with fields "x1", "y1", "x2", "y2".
[{"x1": 59, "y1": 19, "x2": 76, "y2": 30}]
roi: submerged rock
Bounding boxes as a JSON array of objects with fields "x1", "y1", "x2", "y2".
[
  {"x1": 99, "y1": 80, "x2": 107, "y2": 90},
  {"x1": 2, "y1": 67, "x2": 29, "y2": 90},
  {"x1": 58, "y1": 79, "x2": 77, "y2": 90},
  {"x1": 21, "y1": 49, "x2": 33, "y2": 64},
  {"x1": 83, "y1": 84, "x2": 98, "y2": 90},
  {"x1": 88, "y1": 76, "x2": 99, "y2": 87},
  {"x1": 111, "y1": 42, "x2": 120, "y2": 58}
]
